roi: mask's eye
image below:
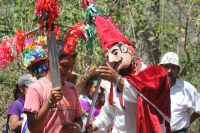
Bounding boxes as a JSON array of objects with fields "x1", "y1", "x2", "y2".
[
  {"x1": 121, "y1": 46, "x2": 128, "y2": 53},
  {"x1": 111, "y1": 49, "x2": 118, "y2": 55},
  {"x1": 113, "y1": 51, "x2": 118, "y2": 55}
]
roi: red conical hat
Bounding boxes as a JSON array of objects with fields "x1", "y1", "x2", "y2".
[{"x1": 94, "y1": 15, "x2": 135, "y2": 53}]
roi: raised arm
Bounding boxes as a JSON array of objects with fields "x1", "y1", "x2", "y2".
[{"x1": 24, "y1": 87, "x2": 62, "y2": 132}]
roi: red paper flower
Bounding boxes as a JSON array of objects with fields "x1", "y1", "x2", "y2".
[
  {"x1": 34, "y1": 0, "x2": 61, "y2": 34},
  {"x1": 0, "y1": 30, "x2": 27, "y2": 68},
  {"x1": 63, "y1": 23, "x2": 86, "y2": 55},
  {"x1": 54, "y1": 26, "x2": 62, "y2": 39}
]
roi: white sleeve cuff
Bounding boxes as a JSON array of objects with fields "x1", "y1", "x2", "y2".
[{"x1": 92, "y1": 107, "x2": 113, "y2": 132}]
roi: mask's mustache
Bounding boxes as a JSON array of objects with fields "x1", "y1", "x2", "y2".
[{"x1": 113, "y1": 57, "x2": 123, "y2": 69}]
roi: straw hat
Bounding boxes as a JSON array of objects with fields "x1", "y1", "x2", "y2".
[
  {"x1": 71, "y1": 71, "x2": 79, "y2": 77},
  {"x1": 76, "y1": 65, "x2": 98, "y2": 95}
]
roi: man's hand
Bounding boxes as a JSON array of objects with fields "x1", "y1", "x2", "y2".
[
  {"x1": 61, "y1": 123, "x2": 81, "y2": 133},
  {"x1": 97, "y1": 63, "x2": 119, "y2": 83},
  {"x1": 97, "y1": 63, "x2": 124, "y2": 90},
  {"x1": 48, "y1": 87, "x2": 63, "y2": 104},
  {"x1": 190, "y1": 112, "x2": 200, "y2": 125},
  {"x1": 85, "y1": 124, "x2": 97, "y2": 133}
]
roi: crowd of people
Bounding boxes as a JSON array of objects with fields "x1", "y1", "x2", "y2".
[
  {"x1": 5, "y1": 4, "x2": 200, "y2": 133},
  {"x1": 6, "y1": 30, "x2": 200, "y2": 133}
]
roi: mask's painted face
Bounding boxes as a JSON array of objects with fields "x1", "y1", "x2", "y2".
[{"x1": 105, "y1": 43, "x2": 133, "y2": 72}]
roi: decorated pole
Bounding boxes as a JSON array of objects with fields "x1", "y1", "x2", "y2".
[{"x1": 80, "y1": 0, "x2": 105, "y2": 128}]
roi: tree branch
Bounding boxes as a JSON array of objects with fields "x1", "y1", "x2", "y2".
[
  {"x1": 161, "y1": 0, "x2": 165, "y2": 55},
  {"x1": 179, "y1": 0, "x2": 196, "y2": 76},
  {"x1": 125, "y1": 0, "x2": 136, "y2": 42}
]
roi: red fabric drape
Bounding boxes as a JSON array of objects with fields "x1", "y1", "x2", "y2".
[
  {"x1": 124, "y1": 65, "x2": 171, "y2": 133},
  {"x1": 109, "y1": 84, "x2": 125, "y2": 109}
]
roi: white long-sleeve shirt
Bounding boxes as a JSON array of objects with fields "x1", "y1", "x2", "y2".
[
  {"x1": 170, "y1": 78, "x2": 200, "y2": 132},
  {"x1": 123, "y1": 62, "x2": 147, "y2": 103},
  {"x1": 93, "y1": 79, "x2": 138, "y2": 133},
  {"x1": 122, "y1": 64, "x2": 168, "y2": 133}
]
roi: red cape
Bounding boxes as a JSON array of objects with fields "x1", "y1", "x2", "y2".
[{"x1": 124, "y1": 65, "x2": 171, "y2": 133}]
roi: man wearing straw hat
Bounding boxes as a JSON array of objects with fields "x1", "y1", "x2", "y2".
[{"x1": 159, "y1": 52, "x2": 200, "y2": 133}]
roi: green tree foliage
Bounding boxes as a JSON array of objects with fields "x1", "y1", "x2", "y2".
[{"x1": 0, "y1": 0, "x2": 200, "y2": 132}]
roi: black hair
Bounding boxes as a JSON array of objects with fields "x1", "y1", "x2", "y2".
[
  {"x1": 56, "y1": 39, "x2": 77, "y2": 61},
  {"x1": 29, "y1": 60, "x2": 49, "y2": 74},
  {"x1": 13, "y1": 84, "x2": 22, "y2": 100},
  {"x1": 86, "y1": 75, "x2": 99, "y2": 89}
]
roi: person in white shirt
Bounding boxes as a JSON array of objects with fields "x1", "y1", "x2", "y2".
[
  {"x1": 85, "y1": 13, "x2": 171, "y2": 133},
  {"x1": 158, "y1": 52, "x2": 200, "y2": 133}
]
